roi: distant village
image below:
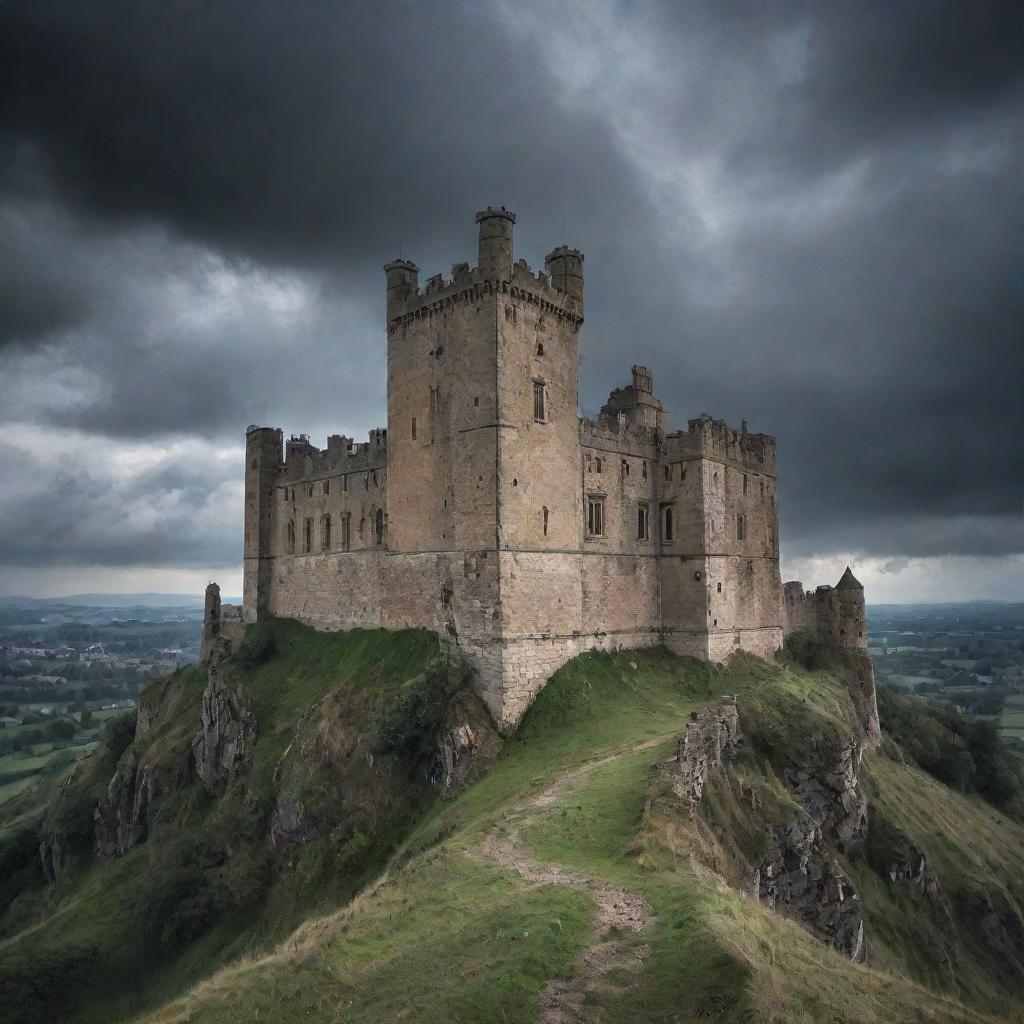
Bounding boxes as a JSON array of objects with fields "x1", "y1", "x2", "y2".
[{"x1": 0, "y1": 598, "x2": 203, "y2": 799}]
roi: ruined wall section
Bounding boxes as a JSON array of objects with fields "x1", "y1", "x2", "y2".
[{"x1": 783, "y1": 582, "x2": 816, "y2": 635}]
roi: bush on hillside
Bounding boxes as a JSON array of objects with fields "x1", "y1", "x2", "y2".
[
  {"x1": 877, "y1": 687, "x2": 1023, "y2": 814},
  {"x1": 238, "y1": 621, "x2": 277, "y2": 667}
]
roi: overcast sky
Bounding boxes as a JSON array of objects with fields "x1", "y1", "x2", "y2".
[{"x1": 1, "y1": 0, "x2": 1022, "y2": 602}]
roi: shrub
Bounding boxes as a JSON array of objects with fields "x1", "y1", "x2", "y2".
[{"x1": 238, "y1": 621, "x2": 278, "y2": 667}]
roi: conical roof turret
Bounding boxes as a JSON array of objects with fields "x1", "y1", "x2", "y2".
[{"x1": 835, "y1": 566, "x2": 863, "y2": 591}]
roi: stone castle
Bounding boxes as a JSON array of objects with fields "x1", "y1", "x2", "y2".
[{"x1": 210, "y1": 208, "x2": 865, "y2": 730}]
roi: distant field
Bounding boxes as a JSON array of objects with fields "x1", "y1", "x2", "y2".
[
  {"x1": 883, "y1": 674, "x2": 934, "y2": 689},
  {"x1": 1000, "y1": 712, "x2": 1024, "y2": 729},
  {"x1": 1005, "y1": 695, "x2": 1024, "y2": 709}
]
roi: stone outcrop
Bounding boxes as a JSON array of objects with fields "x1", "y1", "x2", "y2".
[
  {"x1": 673, "y1": 695, "x2": 868, "y2": 961},
  {"x1": 270, "y1": 797, "x2": 318, "y2": 846},
  {"x1": 778, "y1": 730, "x2": 867, "y2": 853},
  {"x1": 94, "y1": 758, "x2": 158, "y2": 857},
  {"x1": 432, "y1": 723, "x2": 480, "y2": 794},
  {"x1": 38, "y1": 833, "x2": 66, "y2": 885},
  {"x1": 755, "y1": 820, "x2": 865, "y2": 961},
  {"x1": 672, "y1": 696, "x2": 741, "y2": 810},
  {"x1": 192, "y1": 644, "x2": 255, "y2": 794}
]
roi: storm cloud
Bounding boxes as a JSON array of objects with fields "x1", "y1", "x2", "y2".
[{"x1": 1, "y1": 0, "x2": 1021, "y2": 598}]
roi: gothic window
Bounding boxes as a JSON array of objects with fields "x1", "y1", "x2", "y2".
[
  {"x1": 321, "y1": 514, "x2": 331, "y2": 551},
  {"x1": 596, "y1": 458, "x2": 602, "y2": 473},
  {"x1": 371, "y1": 470, "x2": 378, "y2": 487},
  {"x1": 307, "y1": 483, "x2": 314, "y2": 497},
  {"x1": 664, "y1": 464, "x2": 671, "y2": 482},
  {"x1": 533, "y1": 380, "x2": 546, "y2": 422},
  {"x1": 303, "y1": 518, "x2": 313, "y2": 553},
  {"x1": 323, "y1": 480, "x2": 330, "y2": 496},
  {"x1": 737, "y1": 514, "x2": 745, "y2": 541},
  {"x1": 661, "y1": 504, "x2": 674, "y2": 543},
  {"x1": 342, "y1": 475, "x2": 348, "y2": 492},
  {"x1": 713, "y1": 470, "x2": 718, "y2": 490},
  {"x1": 586, "y1": 496, "x2": 604, "y2": 537},
  {"x1": 637, "y1": 502, "x2": 649, "y2": 541},
  {"x1": 341, "y1": 514, "x2": 351, "y2": 552},
  {"x1": 536, "y1": 341, "x2": 544, "y2": 356},
  {"x1": 622, "y1": 459, "x2": 629, "y2": 475},
  {"x1": 286, "y1": 520, "x2": 295, "y2": 554},
  {"x1": 374, "y1": 508, "x2": 385, "y2": 546}
]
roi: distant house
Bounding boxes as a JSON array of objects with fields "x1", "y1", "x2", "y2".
[{"x1": 0, "y1": 716, "x2": 22, "y2": 728}]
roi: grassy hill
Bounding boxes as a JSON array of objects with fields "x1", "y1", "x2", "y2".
[{"x1": 2, "y1": 624, "x2": 1023, "y2": 1023}]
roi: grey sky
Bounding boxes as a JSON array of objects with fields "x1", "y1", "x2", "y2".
[{"x1": 1, "y1": 0, "x2": 1022, "y2": 600}]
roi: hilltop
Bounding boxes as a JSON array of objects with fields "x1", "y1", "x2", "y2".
[{"x1": 1, "y1": 623, "x2": 1023, "y2": 1023}]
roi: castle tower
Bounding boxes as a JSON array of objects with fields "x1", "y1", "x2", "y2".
[
  {"x1": 242, "y1": 426, "x2": 283, "y2": 623},
  {"x1": 476, "y1": 207, "x2": 516, "y2": 281},
  {"x1": 835, "y1": 566, "x2": 867, "y2": 650}
]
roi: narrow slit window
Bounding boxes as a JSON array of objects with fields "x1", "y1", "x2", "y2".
[
  {"x1": 342, "y1": 514, "x2": 351, "y2": 551},
  {"x1": 542, "y1": 506, "x2": 549, "y2": 536},
  {"x1": 411, "y1": 416, "x2": 417, "y2": 440},
  {"x1": 742, "y1": 473, "x2": 748, "y2": 495},
  {"x1": 286, "y1": 520, "x2": 295, "y2": 554},
  {"x1": 533, "y1": 380, "x2": 546, "y2": 422},
  {"x1": 637, "y1": 502, "x2": 649, "y2": 541},
  {"x1": 737, "y1": 513, "x2": 746, "y2": 541},
  {"x1": 303, "y1": 518, "x2": 313, "y2": 553},
  {"x1": 374, "y1": 508, "x2": 384, "y2": 546},
  {"x1": 323, "y1": 479, "x2": 330, "y2": 496},
  {"x1": 662, "y1": 504, "x2": 674, "y2": 543},
  {"x1": 321, "y1": 514, "x2": 331, "y2": 551},
  {"x1": 587, "y1": 496, "x2": 604, "y2": 537}
]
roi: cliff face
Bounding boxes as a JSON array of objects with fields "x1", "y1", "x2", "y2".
[
  {"x1": 667, "y1": 692, "x2": 867, "y2": 961},
  {"x1": 192, "y1": 643, "x2": 256, "y2": 795}
]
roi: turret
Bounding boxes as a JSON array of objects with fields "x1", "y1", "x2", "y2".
[
  {"x1": 835, "y1": 566, "x2": 867, "y2": 650},
  {"x1": 242, "y1": 425, "x2": 283, "y2": 623},
  {"x1": 545, "y1": 245, "x2": 584, "y2": 306},
  {"x1": 384, "y1": 258, "x2": 419, "y2": 321},
  {"x1": 475, "y1": 207, "x2": 516, "y2": 281}
]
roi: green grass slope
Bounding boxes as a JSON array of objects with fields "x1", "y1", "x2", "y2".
[
  {"x1": 0, "y1": 622, "x2": 499, "y2": 1024},
  {"x1": 137, "y1": 648, "x2": 1024, "y2": 1024}
]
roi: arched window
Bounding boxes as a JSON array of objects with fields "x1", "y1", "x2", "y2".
[
  {"x1": 321, "y1": 514, "x2": 331, "y2": 551},
  {"x1": 303, "y1": 518, "x2": 313, "y2": 553},
  {"x1": 374, "y1": 508, "x2": 384, "y2": 546},
  {"x1": 737, "y1": 514, "x2": 745, "y2": 541},
  {"x1": 286, "y1": 520, "x2": 295, "y2": 554}
]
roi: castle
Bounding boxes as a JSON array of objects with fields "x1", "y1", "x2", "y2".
[{"x1": 217, "y1": 209, "x2": 866, "y2": 730}]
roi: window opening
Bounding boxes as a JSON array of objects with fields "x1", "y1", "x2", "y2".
[
  {"x1": 543, "y1": 506, "x2": 549, "y2": 536},
  {"x1": 533, "y1": 380, "x2": 546, "y2": 422},
  {"x1": 662, "y1": 504, "x2": 674, "y2": 543},
  {"x1": 637, "y1": 502, "x2": 649, "y2": 541},
  {"x1": 321, "y1": 514, "x2": 331, "y2": 550},
  {"x1": 303, "y1": 518, "x2": 313, "y2": 553},
  {"x1": 737, "y1": 514, "x2": 745, "y2": 541},
  {"x1": 374, "y1": 508, "x2": 384, "y2": 546},
  {"x1": 341, "y1": 514, "x2": 351, "y2": 551},
  {"x1": 587, "y1": 496, "x2": 604, "y2": 537}
]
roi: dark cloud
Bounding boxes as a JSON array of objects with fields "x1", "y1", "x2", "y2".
[{"x1": 0, "y1": 0, "x2": 1021, "y2": 588}]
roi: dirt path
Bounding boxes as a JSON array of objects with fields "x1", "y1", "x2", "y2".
[{"x1": 472, "y1": 739, "x2": 670, "y2": 1022}]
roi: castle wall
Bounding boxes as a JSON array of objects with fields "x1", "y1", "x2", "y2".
[{"x1": 239, "y1": 208, "x2": 819, "y2": 732}]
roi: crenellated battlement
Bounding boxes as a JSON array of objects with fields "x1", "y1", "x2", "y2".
[
  {"x1": 384, "y1": 208, "x2": 584, "y2": 326},
  {"x1": 279, "y1": 428, "x2": 387, "y2": 483},
  {"x1": 664, "y1": 415, "x2": 776, "y2": 475}
]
